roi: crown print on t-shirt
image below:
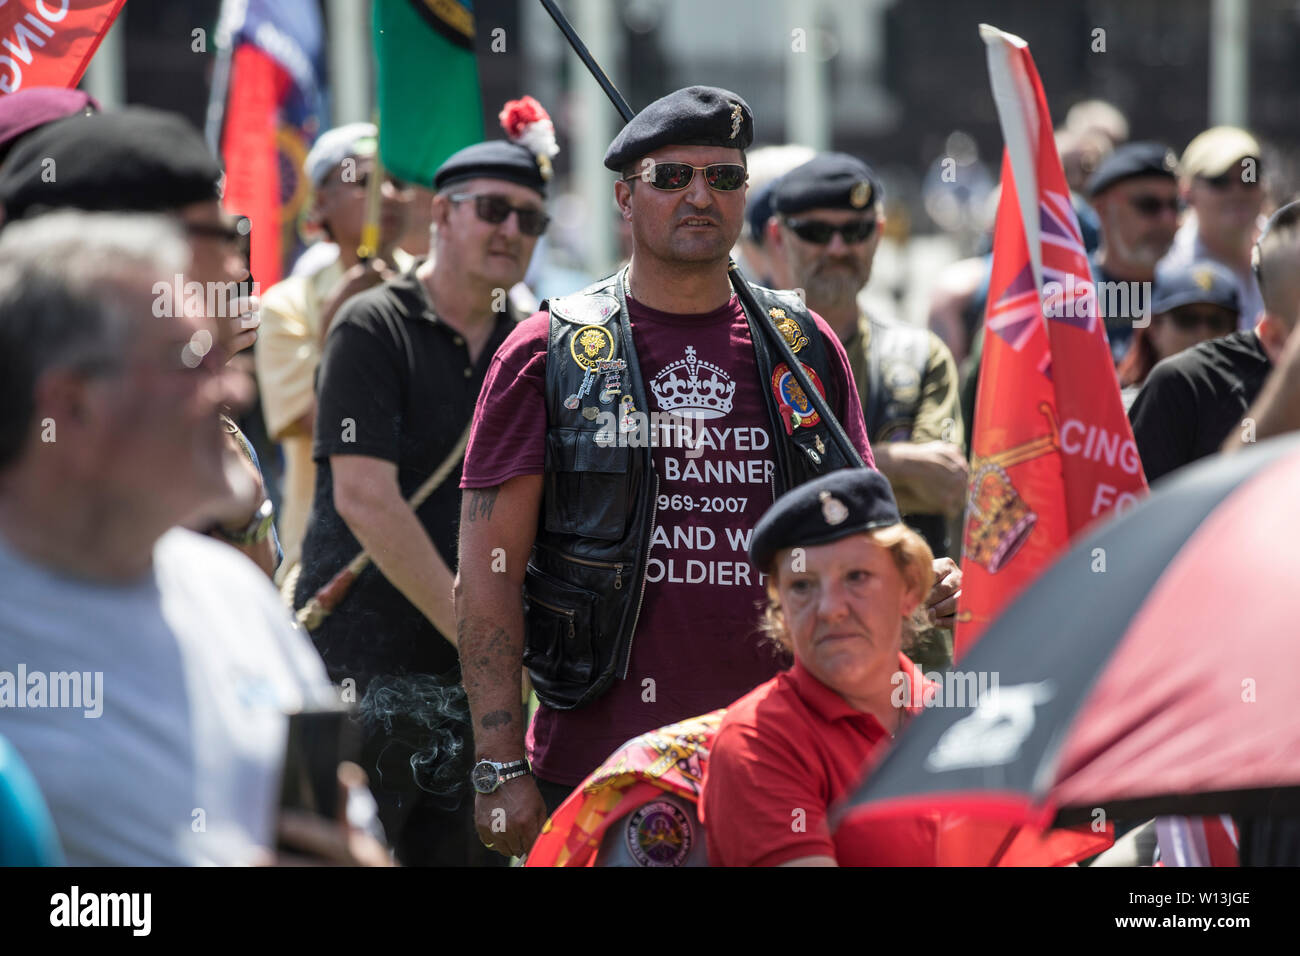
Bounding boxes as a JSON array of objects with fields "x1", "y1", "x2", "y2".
[{"x1": 649, "y1": 346, "x2": 737, "y2": 419}]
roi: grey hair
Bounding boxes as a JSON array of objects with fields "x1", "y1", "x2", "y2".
[{"x1": 0, "y1": 211, "x2": 191, "y2": 470}]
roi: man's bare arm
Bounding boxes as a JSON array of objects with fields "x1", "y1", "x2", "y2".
[
  {"x1": 332, "y1": 454, "x2": 457, "y2": 645},
  {"x1": 455, "y1": 475, "x2": 548, "y2": 858},
  {"x1": 454, "y1": 475, "x2": 543, "y2": 757}
]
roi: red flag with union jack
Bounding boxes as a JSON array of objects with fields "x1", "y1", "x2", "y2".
[{"x1": 955, "y1": 26, "x2": 1148, "y2": 657}]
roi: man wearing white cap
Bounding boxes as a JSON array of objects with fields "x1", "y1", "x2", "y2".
[
  {"x1": 255, "y1": 123, "x2": 414, "y2": 581},
  {"x1": 1160, "y1": 126, "x2": 1266, "y2": 329}
]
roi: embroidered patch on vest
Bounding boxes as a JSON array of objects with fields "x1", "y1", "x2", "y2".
[
  {"x1": 770, "y1": 361, "x2": 826, "y2": 430},
  {"x1": 570, "y1": 324, "x2": 616, "y2": 371},
  {"x1": 769, "y1": 307, "x2": 809, "y2": 353}
]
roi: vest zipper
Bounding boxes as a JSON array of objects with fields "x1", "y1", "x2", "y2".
[
  {"x1": 528, "y1": 595, "x2": 577, "y2": 640},
  {"x1": 621, "y1": 471, "x2": 659, "y2": 679},
  {"x1": 534, "y1": 545, "x2": 625, "y2": 590}
]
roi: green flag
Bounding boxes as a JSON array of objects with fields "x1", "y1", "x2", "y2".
[{"x1": 373, "y1": 0, "x2": 484, "y2": 186}]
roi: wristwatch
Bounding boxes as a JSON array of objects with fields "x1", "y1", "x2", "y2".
[
  {"x1": 471, "y1": 758, "x2": 532, "y2": 794},
  {"x1": 208, "y1": 497, "x2": 275, "y2": 546}
]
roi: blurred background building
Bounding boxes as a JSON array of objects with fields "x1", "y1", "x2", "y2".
[{"x1": 94, "y1": 0, "x2": 1298, "y2": 319}]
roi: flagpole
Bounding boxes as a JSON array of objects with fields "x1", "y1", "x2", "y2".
[
  {"x1": 205, "y1": 2, "x2": 237, "y2": 152},
  {"x1": 356, "y1": 112, "x2": 385, "y2": 263},
  {"x1": 537, "y1": 0, "x2": 633, "y2": 123}
]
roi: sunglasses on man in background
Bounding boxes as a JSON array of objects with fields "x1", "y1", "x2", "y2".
[{"x1": 448, "y1": 193, "x2": 550, "y2": 237}]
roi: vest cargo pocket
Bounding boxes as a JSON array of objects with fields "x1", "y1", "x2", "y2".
[
  {"x1": 543, "y1": 428, "x2": 630, "y2": 540},
  {"x1": 523, "y1": 564, "x2": 597, "y2": 686}
]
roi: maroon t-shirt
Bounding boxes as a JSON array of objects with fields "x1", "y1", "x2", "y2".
[{"x1": 462, "y1": 294, "x2": 875, "y2": 786}]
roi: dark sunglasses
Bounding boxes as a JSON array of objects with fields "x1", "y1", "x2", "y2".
[
  {"x1": 354, "y1": 171, "x2": 412, "y2": 193},
  {"x1": 1128, "y1": 195, "x2": 1180, "y2": 217},
  {"x1": 449, "y1": 192, "x2": 550, "y2": 236},
  {"x1": 622, "y1": 162, "x2": 747, "y2": 192},
  {"x1": 1202, "y1": 169, "x2": 1260, "y2": 190},
  {"x1": 185, "y1": 215, "x2": 250, "y2": 244},
  {"x1": 1159, "y1": 306, "x2": 1238, "y2": 334},
  {"x1": 783, "y1": 217, "x2": 878, "y2": 245}
]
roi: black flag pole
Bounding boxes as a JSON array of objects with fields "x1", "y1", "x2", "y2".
[
  {"x1": 536, "y1": 0, "x2": 864, "y2": 469},
  {"x1": 538, "y1": 0, "x2": 634, "y2": 123}
]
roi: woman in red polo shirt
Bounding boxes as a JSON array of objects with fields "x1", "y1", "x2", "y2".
[{"x1": 699, "y1": 468, "x2": 942, "y2": 866}]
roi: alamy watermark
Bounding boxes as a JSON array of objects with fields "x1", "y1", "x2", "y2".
[
  {"x1": 891, "y1": 669, "x2": 1000, "y2": 709},
  {"x1": 0, "y1": 665, "x2": 103, "y2": 718},
  {"x1": 1042, "y1": 274, "x2": 1152, "y2": 328},
  {"x1": 152, "y1": 275, "x2": 260, "y2": 321}
]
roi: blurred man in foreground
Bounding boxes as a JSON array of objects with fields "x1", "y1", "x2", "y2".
[
  {"x1": 0, "y1": 106, "x2": 281, "y2": 576},
  {"x1": 0, "y1": 212, "x2": 337, "y2": 864}
]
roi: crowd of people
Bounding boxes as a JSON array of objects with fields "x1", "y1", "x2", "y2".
[{"x1": 0, "y1": 75, "x2": 1297, "y2": 868}]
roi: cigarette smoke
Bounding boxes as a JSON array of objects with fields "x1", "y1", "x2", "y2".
[{"x1": 359, "y1": 673, "x2": 473, "y2": 809}]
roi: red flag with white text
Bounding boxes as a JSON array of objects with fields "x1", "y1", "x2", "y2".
[
  {"x1": 955, "y1": 26, "x2": 1148, "y2": 656},
  {"x1": 0, "y1": 0, "x2": 126, "y2": 95}
]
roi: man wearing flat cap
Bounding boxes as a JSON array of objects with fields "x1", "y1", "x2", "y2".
[
  {"x1": 1161, "y1": 126, "x2": 1265, "y2": 330},
  {"x1": 292, "y1": 104, "x2": 552, "y2": 866},
  {"x1": 766, "y1": 154, "x2": 965, "y2": 573},
  {"x1": 257, "y1": 122, "x2": 415, "y2": 582},
  {"x1": 456, "y1": 86, "x2": 960, "y2": 859},
  {"x1": 1086, "y1": 141, "x2": 1181, "y2": 364}
]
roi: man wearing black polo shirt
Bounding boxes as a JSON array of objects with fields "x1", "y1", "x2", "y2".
[
  {"x1": 1129, "y1": 199, "x2": 1300, "y2": 483},
  {"x1": 293, "y1": 132, "x2": 551, "y2": 866}
]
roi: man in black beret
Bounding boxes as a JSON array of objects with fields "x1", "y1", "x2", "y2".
[
  {"x1": 1085, "y1": 141, "x2": 1181, "y2": 363},
  {"x1": 0, "y1": 106, "x2": 281, "y2": 577},
  {"x1": 291, "y1": 102, "x2": 552, "y2": 867},
  {"x1": 767, "y1": 153, "x2": 966, "y2": 585},
  {"x1": 455, "y1": 86, "x2": 961, "y2": 860}
]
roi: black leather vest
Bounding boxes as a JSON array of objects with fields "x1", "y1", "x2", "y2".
[{"x1": 524, "y1": 267, "x2": 857, "y2": 710}]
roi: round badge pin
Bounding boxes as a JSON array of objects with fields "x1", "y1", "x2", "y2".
[
  {"x1": 625, "y1": 800, "x2": 693, "y2": 867},
  {"x1": 570, "y1": 325, "x2": 616, "y2": 371},
  {"x1": 563, "y1": 394, "x2": 580, "y2": 410}
]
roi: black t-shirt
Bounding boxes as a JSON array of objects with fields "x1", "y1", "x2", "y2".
[
  {"x1": 1127, "y1": 329, "x2": 1271, "y2": 484},
  {"x1": 294, "y1": 266, "x2": 517, "y2": 690}
]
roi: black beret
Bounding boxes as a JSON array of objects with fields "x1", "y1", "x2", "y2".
[
  {"x1": 0, "y1": 107, "x2": 221, "y2": 219},
  {"x1": 750, "y1": 468, "x2": 902, "y2": 574},
  {"x1": 1086, "y1": 141, "x2": 1177, "y2": 198},
  {"x1": 434, "y1": 140, "x2": 549, "y2": 197},
  {"x1": 746, "y1": 177, "x2": 778, "y2": 245},
  {"x1": 604, "y1": 86, "x2": 753, "y2": 172},
  {"x1": 772, "y1": 152, "x2": 881, "y2": 215}
]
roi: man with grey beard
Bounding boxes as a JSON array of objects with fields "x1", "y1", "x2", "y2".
[
  {"x1": 766, "y1": 154, "x2": 966, "y2": 563},
  {"x1": 1086, "y1": 142, "x2": 1181, "y2": 363}
]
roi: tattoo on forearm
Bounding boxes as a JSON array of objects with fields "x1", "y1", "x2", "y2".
[
  {"x1": 481, "y1": 710, "x2": 512, "y2": 729},
  {"x1": 466, "y1": 487, "x2": 500, "y2": 522}
]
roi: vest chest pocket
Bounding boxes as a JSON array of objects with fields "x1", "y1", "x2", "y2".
[
  {"x1": 543, "y1": 427, "x2": 631, "y2": 540},
  {"x1": 523, "y1": 564, "x2": 597, "y2": 685}
]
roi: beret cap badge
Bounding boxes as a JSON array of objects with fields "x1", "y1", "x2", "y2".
[
  {"x1": 850, "y1": 181, "x2": 872, "y2": 208},
  {"x1": 729, "y1": 102, "x2": 743, "y2": 140},
  {"x1": 819, "y1": 491, "x2": 849, "y2": 526}
]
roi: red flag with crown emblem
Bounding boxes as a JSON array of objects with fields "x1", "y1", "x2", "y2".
[{"x1": 955, "y1": 26, "x2": 1149, "y2": 657}]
